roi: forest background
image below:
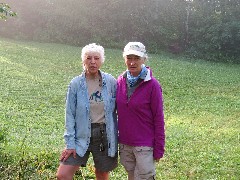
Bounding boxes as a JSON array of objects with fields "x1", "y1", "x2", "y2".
[{"x1": 0, "y1": 0, "x2": 240, "y2": 63}]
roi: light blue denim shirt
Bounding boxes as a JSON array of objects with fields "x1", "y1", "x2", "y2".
[{"x1": 64, "y1": 70, "x2": 117, "y2": 157}]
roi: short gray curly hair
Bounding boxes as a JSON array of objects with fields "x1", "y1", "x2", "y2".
[{"x1": 81, "y1": 43, "x2": 105, "y2": 65}]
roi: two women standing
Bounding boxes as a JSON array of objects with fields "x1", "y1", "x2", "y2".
[{"x1": 56, "y1": 42, "x2": 165, "y2": 180}]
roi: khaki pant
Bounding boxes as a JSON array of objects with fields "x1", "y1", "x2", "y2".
[{"x1": 119, "y1": 144, "x2": 155, "y2": 180}]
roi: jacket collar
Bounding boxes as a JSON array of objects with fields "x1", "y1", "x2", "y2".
[{"x1": 122, "y1": 67, "x2": 152, "y2": 82}]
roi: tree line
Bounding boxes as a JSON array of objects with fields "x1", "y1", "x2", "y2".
[{"x1": 0, "y1": 0, "x2": 239, "y2": 62}]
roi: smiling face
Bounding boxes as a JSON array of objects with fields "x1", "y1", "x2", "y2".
[
  {"x1": 83, "y1": 52, "x2": 102, "y2": 77},
  {"x1": 125, "y1": 54, "x2": 145, "y2": 77}
]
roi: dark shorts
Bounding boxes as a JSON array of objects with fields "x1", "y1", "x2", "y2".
[{"x1": 61, "y1": 123, "x2": 118, "y2": 172}]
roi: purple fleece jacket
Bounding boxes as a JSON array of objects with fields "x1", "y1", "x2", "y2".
[{"x1": 116, "y1": 68, "x2": 165, "y2": 159}]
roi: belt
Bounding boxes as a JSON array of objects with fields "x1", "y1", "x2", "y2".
[{"x1": 91, "y1": 123, "x2": 106, "y2": 129}]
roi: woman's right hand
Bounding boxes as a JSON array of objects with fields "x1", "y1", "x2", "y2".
[{"x1": 59, "y1": 148, "x2": 76, "y2": 161}]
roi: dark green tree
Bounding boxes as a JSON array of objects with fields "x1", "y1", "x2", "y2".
[
  {"x1": 0, "y1": 3, "x2": 16, "y2": 19},
  {"x1": 186, "y1": 0, "x2": 240, "y2": 62}
]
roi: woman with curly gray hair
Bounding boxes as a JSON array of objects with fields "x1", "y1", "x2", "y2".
[{"x1": 56, "y1": 43, "x2": 118, "y2": 180}]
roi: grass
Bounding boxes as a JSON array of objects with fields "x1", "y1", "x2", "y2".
[{"x1": 0, "y1": 37, "x2": 239, "y2": 179}]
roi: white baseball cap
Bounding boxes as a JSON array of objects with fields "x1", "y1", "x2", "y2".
[{"x1": 123, "y1": 42, "x2": 147, "y2": 58}]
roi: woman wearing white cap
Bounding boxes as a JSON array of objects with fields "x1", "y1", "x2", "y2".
[
  {"x1": 116, "y1": 42, "x2": 165, "y2": 180},
  {"x1": 56, "y1": 43, "x2": 118, "y2": 180}
]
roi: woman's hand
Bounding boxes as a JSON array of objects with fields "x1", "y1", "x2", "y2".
[{"x1": 60, "y1": 148, "x2": 76, "y2": 161}]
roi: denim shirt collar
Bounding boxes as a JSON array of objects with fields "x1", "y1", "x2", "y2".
[{"x1": 80, "y1": 70, "x2": 106, "y2": 87}]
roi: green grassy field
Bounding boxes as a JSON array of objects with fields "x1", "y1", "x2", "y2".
[{"x1": 0, "y1": 38, "x2": 239, "y2": 179}]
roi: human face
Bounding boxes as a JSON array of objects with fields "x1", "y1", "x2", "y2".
[
  {"x1": 83, "y1": 52, "x2": 102, "y2": 77},
  {"x1": 125, "y1": 54, "x2": 144, "y2": 77}
]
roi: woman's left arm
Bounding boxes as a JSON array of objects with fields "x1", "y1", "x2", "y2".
[
  {"x1": 150, "y1": 81, "x2": 165, "y2": 159},
  {"x1": 64, "y1": 81, "x2": 77, "y2": 150}
]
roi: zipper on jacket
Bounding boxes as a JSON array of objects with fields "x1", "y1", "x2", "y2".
[{"x1": 126, "y1": 80, "x2": 145, "y2": 106}]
